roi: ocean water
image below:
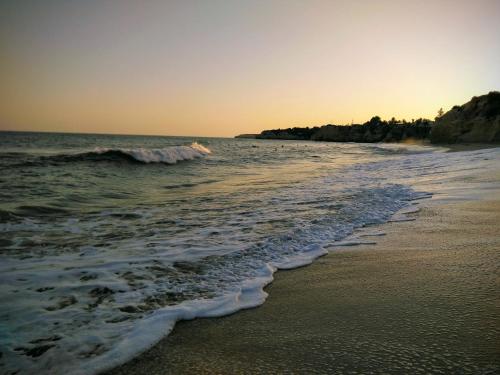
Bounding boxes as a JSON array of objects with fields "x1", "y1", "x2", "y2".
[{"x1": 0, "y1": 132, "x2": 498, "y2": 374}]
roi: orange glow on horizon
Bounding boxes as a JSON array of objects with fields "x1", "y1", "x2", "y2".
[{"x1": 1, "y1": 0, "x2": 499, "y2": 137}]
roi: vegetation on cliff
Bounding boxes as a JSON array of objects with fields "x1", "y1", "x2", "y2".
[
  {"x1": 430, "y1": 91, "x2": 500, "y2": 143},
  {"x1": 246, "y1": 92, "x2": 500, "y2": 144},
  {"x1": 256, "y1": 117, "x2": 432, "y2": 143}
]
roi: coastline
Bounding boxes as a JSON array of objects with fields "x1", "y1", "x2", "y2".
[
  {"x1": 445, "y1": 143, "x2": 500, "y2": 152},
  {"x1": 107, "y1": 193, "x2": 500, "y2": 373}
]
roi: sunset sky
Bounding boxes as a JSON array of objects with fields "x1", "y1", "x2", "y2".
[{"x1": 1, "y1": 0, "x2": 499, "y2": 137}]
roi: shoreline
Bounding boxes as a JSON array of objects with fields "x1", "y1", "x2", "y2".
[
  {"x1": 445, "y1": 143, "x2": 500, "y2": 152},
  {"x1": 107, "y1": 193, "x2": 500, "y2": 374}
]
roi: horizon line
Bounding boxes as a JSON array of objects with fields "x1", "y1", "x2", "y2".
[{"x1": 0, "y1": 129, "x2": 234, "y2": 139}]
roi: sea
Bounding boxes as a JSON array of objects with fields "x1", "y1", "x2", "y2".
[{"x1": 0, "y1": 131, "x2": 498, "y2": 374}]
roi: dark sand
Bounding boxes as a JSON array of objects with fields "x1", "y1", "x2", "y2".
[{"x1": 107, "y1": 199, "x2": 500, "y2": 374}]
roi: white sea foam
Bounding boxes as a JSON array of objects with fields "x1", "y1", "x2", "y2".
[
  {"x1": 94, "y1": 142, "x2": 211, "y2": 164},
  {"x1": 0, "y1": 184, "x2": 424, "y2": 374}
]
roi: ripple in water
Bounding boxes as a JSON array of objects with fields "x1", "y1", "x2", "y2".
[{"x1": 0, "y1": 132, "x2": 498, "y2": 374}]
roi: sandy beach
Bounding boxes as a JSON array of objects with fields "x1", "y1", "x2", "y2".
[{"x1": 106, "y1": 195, "x2": 500, "y2": 374}]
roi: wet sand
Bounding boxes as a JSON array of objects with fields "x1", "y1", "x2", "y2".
[{"x1": 107, "y1": 198, "x2": 500, "y2": 374}]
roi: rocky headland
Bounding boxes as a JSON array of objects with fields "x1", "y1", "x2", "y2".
[
  {"x1": 430, "y1": 91, "x2": 500, "y2": 143},
  {"x1": 234, "y1": 134, "x2": 259, "y2": 139},
  {"x1": 255, "y1": 118, "x2": 433, "y2": 143},
  {"x1": 237, "y1": 92, "x2": 500, "y2": 144}
]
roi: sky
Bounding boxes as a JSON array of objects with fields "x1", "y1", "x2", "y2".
[{"x1": 1, "y1": 0, "x2": 499, "y2": 137}]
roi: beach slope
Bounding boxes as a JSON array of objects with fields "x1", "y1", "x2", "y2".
[{"x1": 107, "y1": 198, "x2": 500, "y2": 374}]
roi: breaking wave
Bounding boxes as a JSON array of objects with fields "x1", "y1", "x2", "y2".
[{"x1": 43, "y1": 143, "x2": 211, "y2": 165}]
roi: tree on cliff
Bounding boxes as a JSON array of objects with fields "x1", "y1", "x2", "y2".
[
  {"x1": 367, "y1": 116, "x2": 382, "y2": 126},
  {"x1": 436, "y1": 108, "x2": 444, "y2": 120}
]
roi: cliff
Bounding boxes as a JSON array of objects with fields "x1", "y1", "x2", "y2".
[
  {"x1": 242, "y1": 92, "x2": 500, "y2": 144},
  {"x1": 235, "y1": 134, "x2": 258, "y2": 139},
  {"x1": 256, "y1": 119, "x2": 432, "y2": 143},
  {"x1": 256, "y1": 127, "x2": 319, "y2": 140},
  {"x1": 430, "y1": 92, "x2": 500, "y2": 143},
  {"x1": 311, "y1": 121, "x2": 432, "y2": 143}
]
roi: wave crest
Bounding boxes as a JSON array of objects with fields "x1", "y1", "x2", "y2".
[
  {"x1": 30, "y1": 142, "x2": 212, "y2": 166},
  {"x1": 93, "y1": 142, "x2": 211, "y2": 164}
]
